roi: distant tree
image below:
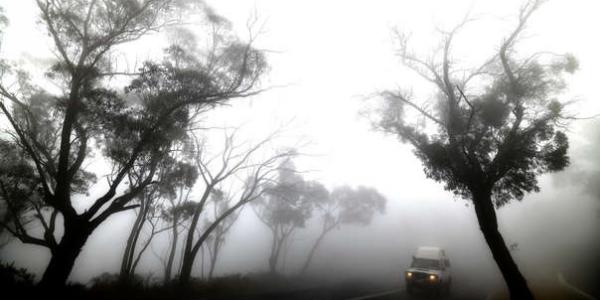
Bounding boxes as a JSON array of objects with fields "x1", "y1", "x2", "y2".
[
  {"x1": 203, "y1": 189, "x2": 242, "y2": 279},
  {"x1": 178, "y1": 132, "x2": 295, "y2": 284},
  {"x1": 252, "y1": 159, "x2": 328, "y2": 274},
  {"x1": 373, "y1": 1, "x2": 576, "y2": 298},
  {"x1": 0, "y1": 0, "x2": 267, "y2": 287},
  {"x1": 157, "y1": 159, "x2": 198, "y2": 283},
  {"x1": 160, "y1": 196, "x2": 196, "y2": 283},
  {"x1": 300, "y1": 185, "x2": 386, "y2": 275},
  {"x1": 119, "y1": 158, "x2": 198, "y2": 281}
]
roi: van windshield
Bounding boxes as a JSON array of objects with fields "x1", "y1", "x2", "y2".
[{"x1": 411, "y1": 258, "x2": 440, "y2": 269}]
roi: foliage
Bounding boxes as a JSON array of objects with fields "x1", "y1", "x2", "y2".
[
  {"x1": 0, "y1": 261, "x2": 35, "y2": 287},
  {"x1": 374, "y1": 1, "x2": 574, "y2": 298},
  {"x1": 376, "y1": 1, "x2": 575, "y2": 207},
  {"x1": 330, "y1": 185, "x2": 386, "y2": 226},
  {"x1": 0, "y1": 0, "x2": 270, "y2": 286},
  {"x1": 255, "y1": 159, "x2": 328, "y2": 229}
]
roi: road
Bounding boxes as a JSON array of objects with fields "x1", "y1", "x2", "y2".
[{"x1": 344, "y1": 288, "x2": 482, "y2": 300}]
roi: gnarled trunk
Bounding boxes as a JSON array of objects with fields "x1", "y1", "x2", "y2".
[
  {"x1": 38, "y1": 220, "x2": 91, "y2": 288},
  {"x1": 472, "y1": 189, "x2": 534, "y2": 300}
]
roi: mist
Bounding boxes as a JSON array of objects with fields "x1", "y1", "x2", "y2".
[{"x1": 1, "y1": 1, "x2": 599, "y2": 300}]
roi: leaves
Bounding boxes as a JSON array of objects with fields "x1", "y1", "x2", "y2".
[
  {"x1": 333, "y1": 186, "x2": 386, "y2": 226},
  {"x1": 376, "y1": 3, "x2": 576, "y2": 206}
]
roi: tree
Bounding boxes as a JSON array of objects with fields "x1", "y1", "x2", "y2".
[
  {"x1": 300, "y1": 185, "x2": 386, "y2": 275},
  {"x1": 158, "y1": 159, "x2": 198, "y2": 283},
  {"x1": 0, "y1": 0, "x2": 267, "y2": 287},
  {"x1": 119, "y1": 158, "x2": 198, "y2": 281},
  {"x1": 373, "y1": 1, "x2": 576, "y2": 298},
  {"x1": 203, "y1": 189, "x2": 241, "y2": 279},
  {"x1": 252, "y1": 159, "x2": 328, "y2": 274},
  {"x1": 119, "y1": 185, "x2": 162, "y2": 281},
  {"x1": 178, "y1": 132, "x2": 295, "y2": 284}
]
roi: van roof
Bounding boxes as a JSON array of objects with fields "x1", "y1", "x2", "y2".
[{"x1": 415, "y1": 246, "x2": 443, "y2": 259}]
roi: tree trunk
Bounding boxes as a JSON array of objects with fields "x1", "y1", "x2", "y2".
[
  {"x1": 300, "y1": 228, "x2": 329, "y2": 275},
  {"x1": 179, "y1": 188, "x2": 212, "y2": 285},
  {"x1": 268, "y1": 234, "x2": 285, "y2": 274},
  {"x1": 38, "y1": 220, "x2": 91, "y2": 288},
  {"x1": 120, "y1": 201, "x2": 146, "y2": 280},
  {"x1": 164, "y1": 214, "x2": 179, "y2": 283},
  {"x1": 179, "y1": 251, "x2": 194, "y2": 284},
  {"x1": 472, "y1": 190, "x2": 534, "y2": 300},
  {"x1": 178, "y1": 199, "x2": 246, "y2": 285},
  {"x1": 207, "y1": 238, "x2": 220, "y2": 279}
]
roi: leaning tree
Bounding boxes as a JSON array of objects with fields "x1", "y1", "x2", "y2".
[
  {"x1": 0, "y1": 0, "x2": 267, "y2": 287},
  {"x1": 178, "y1": 132, "x2": 295, "y2": 284},
  {"x1": 119, "y1": 157, "x2": 198, "y2": 282},
  {"x1": 374, "y1": 0, "x2": 576, "y2": 298},
  {"x1": 202, "y1": 189, "x2": 242, "y2": 279}
]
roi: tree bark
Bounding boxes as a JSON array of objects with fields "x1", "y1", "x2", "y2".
[
  {"x1": 472, "y1": 189, "x2": 534, "y2": 300},
  {"x1": 38, "y1": 220, "x2": 91, "y2": 288}
]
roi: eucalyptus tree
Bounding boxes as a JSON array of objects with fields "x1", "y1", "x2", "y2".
[
  {"x1": 203, "y1": 189, "x2": 241, "y2": 279},
  {"x1": 119, "y1": 158, "x2": 198, "y2": 281},
  {"x1": 0, "y1": 0, "x2": 267, "y2": 287},
  {"x1": 178, "y1": 132, "x2": 295, "y2": 284},
  {"x1": 300, "y1": 185, "x2": 386, "y2": 275},
  {"x1": 158, "y1": 160, "x2": 198, "y2": 283},
  {"x1": 252, "y1": 159, "x2": 329, "y2": 274},
  {"x1": 373, "y1": 1, "x2": 576, "y2": 298}
]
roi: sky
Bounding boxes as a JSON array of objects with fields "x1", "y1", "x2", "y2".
[{"x1": 1, "y1": 0, "x2": 599, "y2": 293}]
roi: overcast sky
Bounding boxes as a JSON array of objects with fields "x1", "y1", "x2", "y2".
[{"x1": 1, "y1": 0, "x2": 599, "y2": 287}]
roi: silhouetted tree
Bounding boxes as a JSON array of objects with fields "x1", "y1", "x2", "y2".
[
  {"x1": 300, "y1": 185, "x2": 386, "y2": 275},
  {"x1": 178, "y1": 132, "x2": 295, "y2": 284},
  {"x1": 119, "y1": 158, "x2": 197, "y2": 281},
  {"x1": 0, "y1": 0, "x2": 267, "y2": 287},
  {"x1": 156, "y1": 158, "x2": 198, "y2": 283},
  {"x1": 203, "y1": 189, "x2": 241, "y2": 279},
  {"x1": 374, "y1": 1, "x2": 576, "y2": 298},
  {"x1": 252, "y1": 159, "x2": 328, "y2": 274}
]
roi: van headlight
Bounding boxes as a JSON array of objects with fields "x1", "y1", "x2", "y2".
[
  {"x1": 428, "y1": 274, "x2": 437, "y2": 281},
  {"x1": 406, "y1": 272, "x2": 413, "y2": 279}
]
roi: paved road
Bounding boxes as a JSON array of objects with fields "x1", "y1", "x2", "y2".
[
  {"x1": 344, "y1": 288, "x2": 403, "y2": 300},
  {"x1": 343, "y1": 287, "x2": 487, "y2": 300}
]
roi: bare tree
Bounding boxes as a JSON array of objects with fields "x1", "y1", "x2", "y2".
[
  {"x1": 0, "y1": 0, "x2": 267, "y2": 287},
  {"x1": 373, "y1": 1, "x2": 576, "y2": 298},
  {"x1": 178, "y1": 132, "x2": 295, "y2": 284}
]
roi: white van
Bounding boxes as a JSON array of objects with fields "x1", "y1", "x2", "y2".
[{"x1": 404, "y1": 246, "x2": 451, "y2": 296}]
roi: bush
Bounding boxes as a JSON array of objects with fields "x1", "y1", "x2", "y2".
[{"x1": 0, "y1": 261, "x2": 35, "y2": 287}]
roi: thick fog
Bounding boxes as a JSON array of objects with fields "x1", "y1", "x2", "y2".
[{"x1": 1, "y1": 0, "x2": 599, "y2": 299}]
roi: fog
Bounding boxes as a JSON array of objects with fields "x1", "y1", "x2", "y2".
[{"x1": 1, "y1": 0, "x2": 599, "y2": 299}]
